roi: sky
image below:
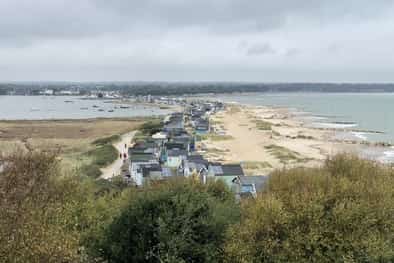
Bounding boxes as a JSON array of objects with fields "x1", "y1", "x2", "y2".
[{"x1": 1, "y1": 0, "x2": 394, "y2": 82}]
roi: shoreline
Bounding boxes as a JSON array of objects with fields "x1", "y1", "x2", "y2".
[{"x1": 197, "y1": 103, "x2": 393, "y2": 175}]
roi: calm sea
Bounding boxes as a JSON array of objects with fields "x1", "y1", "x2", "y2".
[
  {"x1": 0, "y1": 96, "x2": 171, "y2": 120},
  {"x1": 209, "y1": 93, "x2": 394, "y2": 144}
]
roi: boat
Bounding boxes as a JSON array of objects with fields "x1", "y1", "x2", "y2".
[
  {"x1": 92, "y1": 105, "x2": 99, "y2": 108},
  {"x1": 120, "y1": 105, "x2": 130, "y2": 109},
  {"x1": 64, "y1": 100, "x2": 74, "y2": 103},
  {"x1": 98, "y1": 109, "x2": 104, "y2": 112},
  {"x1": 108, "y1": 109, "x2": 114, "y2": 113},
  {"x1": 80, "y1": 107, "x2": 89, "y2": 110}
]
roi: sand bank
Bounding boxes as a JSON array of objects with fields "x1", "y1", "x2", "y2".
[{"x1": 198, "y1": 105, "x2": 370, "y2": 175}]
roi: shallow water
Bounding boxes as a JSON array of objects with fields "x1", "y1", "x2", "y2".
[{"x1": 0, "y1": 96, "x2": 171, "y2": 120}]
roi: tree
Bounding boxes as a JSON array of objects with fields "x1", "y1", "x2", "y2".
[
  {"x1": 88, "y1": 178, "x2": 239, "y2": 263},
  {"x1": 225, "y1": 155, "x2": 394, "y2": 262}
]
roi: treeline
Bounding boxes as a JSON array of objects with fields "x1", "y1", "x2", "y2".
[
  {"x1": 1, "y1": 152, "x2": 393, "y2": 262},
  {"x1": 4, "y1": 82, "x2": 394, "y2": 96}
]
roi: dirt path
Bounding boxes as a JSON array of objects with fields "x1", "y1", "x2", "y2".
[{"x1": 100, "y1": 131, "x2": 136, "y2": 179}]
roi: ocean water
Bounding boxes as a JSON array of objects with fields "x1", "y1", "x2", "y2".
[
  {"x1": 210, "y1": 92, "x2": 394, "y2": 143},
  {"x1": 0, "y1": 96, "x2": 171, "y2": 120}
]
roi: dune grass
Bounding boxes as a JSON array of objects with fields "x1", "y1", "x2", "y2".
[
  {"x1": 198, "y1": 133, "x2": 234, "y2": 141},
  {"x1": 252, "y1": 119, "x2": 273, "y2": 130},
  {"x1": 264, "y1": 144, "x2": 305, "y2": 163},
  {"x1": 242, "y1": 161, "x2": 272, "y2": 170}
]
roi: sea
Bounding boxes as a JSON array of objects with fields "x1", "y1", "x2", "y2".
[
  {"x1": 207, "y1": 92, "x2": 394, "y2": 163},
  {"x1": 0, "y1": 96, "x2": 172, "y2": 120}
]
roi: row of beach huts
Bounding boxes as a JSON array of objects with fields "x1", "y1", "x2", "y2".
[{"x1": 123, "y1": 100, "x2": 267, "y2": 199}]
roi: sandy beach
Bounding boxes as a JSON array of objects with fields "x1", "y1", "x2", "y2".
[{"x1": 198, "y1": 104, "x2": 370, "y2": 175}]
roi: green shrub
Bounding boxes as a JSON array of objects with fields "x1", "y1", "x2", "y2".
[
  {"x1": 139, "y1": 119, "x2": 163, "y2": 135},
  {"x1": 80, "y1": 163, "x2": 102, "y2": 178},
  {"x1": 92, "y1": 134, "x2": 121, "y2": 146},
  {"x1": 87, "y1": 178, "x2": 240, "y2": 262},
  {"x1": 225, "y1": 155, "x2": 394, "y2": 262},
  {"x1": 80, "y1": 144, "x2": 118, "y2": 178},
  {"x1": 87, "y1": 144, "x2": 118, "y2": 167}
]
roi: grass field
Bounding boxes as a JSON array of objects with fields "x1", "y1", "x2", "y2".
[{"x1": 0, "y1": 118, "x2": 146, "y2": 173}]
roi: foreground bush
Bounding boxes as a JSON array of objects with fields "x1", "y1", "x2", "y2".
[
  {"x1": 0, "y1": 151, "x2": 84, "y2": 262},
  {"x1": 225, "y1": 155, "x2": 394, "y2": 262},
  {"x1": 87, "y1": 179, "x2": 239, "y2": 262}
]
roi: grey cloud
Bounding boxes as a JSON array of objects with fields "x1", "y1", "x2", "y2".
[
  {"x1": 325, "y1": 44, "x2": 343, "y2": 54},
  {"x1": 246, "y1": 43, "x2": 276, "y2": 56},
  {"x1": 285, "y1": 48, "x2": 301, "y2": 57},
  {"x1": 1, "y1": 0, "x2": 393, "y2": 46},
  {"x1": 1, "y1": 0, "x2": 394, "y2": 81}
]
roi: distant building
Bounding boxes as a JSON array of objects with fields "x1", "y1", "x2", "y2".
[
  {"x1": 207, "y1": 164, "x2": 245, "y2": 187},
  {"x1": 40, "y1": 89, "x2": 54, "y2": 96},
  {"x1": 232, "y1": 175, "x2": 268, "y2": 199},
  {"x1": 181, "y1": 155, "x2": 209, "y2": 178},
  {"x1": 129, "y1": 153, "x2": 159, "y2": 186},
  {"x1": 165, "y1": 149, "x2": 188, "y2": 168}
]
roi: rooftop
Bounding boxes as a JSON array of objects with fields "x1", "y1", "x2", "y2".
[
  {"x1": 210, "y1": 164, "x2": 244, "y2": 176},
  {"x1": 167, "y1": 149, "x2": 188, "y2": 157},
  {"x1": 239, "y1": 176, "x2": 268, "y2": 192}
]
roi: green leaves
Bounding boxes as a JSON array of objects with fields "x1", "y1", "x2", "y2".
[
  {"x1": 89, "y1": 178, "x2": 239, "y2": 263},
  {"x1": 225, "y1": 154, "x2": 394, "y2": 262}
]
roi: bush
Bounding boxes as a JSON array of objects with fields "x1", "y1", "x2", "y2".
[
  {"x1": 80, "y1": 163, "x2": 102, "y2": 178},
  {"x1": 0, "y1": 151, "x2": 84, "y2": 262},
  {"x1": 139, "y1": 119, "x2": 163, "y2": 136},
  {"x1": 87, "y1": 178, "x2": 240, "y2": 262},
  {"x1": 92, "y1": 134, "x2": 121, "y2": 146},
  {"x1": 87, "y1": 144, "x2": 118, "y2": 167},
  {"x1": 225, "y1": 155, "x2": 394, "y2": 262}
]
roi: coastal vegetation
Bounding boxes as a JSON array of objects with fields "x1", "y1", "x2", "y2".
[
  {"x1": 225, "y1": 154, "x2": 394, "y2": 262},
  {"x1": 264, "y1": 144, "x2": 306, "y2": 164},
  {"x1": 0, "y1": 118, "x2": 144, "y2": 170},
  {"x1": 198, "y1": 133, "x2": 234, "y2": 141},
  {"x1": 242, "y1": 161, "x2": 272, "y2": 170},
  {"x1": 1, "y1": 151, "x2": 394, "y2": 262},
  {"x1": 92, "y1": 134, "x2": 121, "y2": 146},
  {"x1": 133, "y1": 118, "x2": 163, "y2": 142},
  {"x1": 80, "y1": 143, "x2": 118, "y2": 178},
  {"x1": 253, "y1": 119, "x2": 273, "y2": 130},
  {"x1": 139, "y1": 119, "x2": 163, "y2": 135}
]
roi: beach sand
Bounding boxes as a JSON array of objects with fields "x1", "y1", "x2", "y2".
[{"x1": 198, "y1": 105, "x2": 362, "y2": 175}]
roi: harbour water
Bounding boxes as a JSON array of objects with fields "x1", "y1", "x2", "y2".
[{"x1": 0, "y1": 96, "x2": 172, "y2": 120}]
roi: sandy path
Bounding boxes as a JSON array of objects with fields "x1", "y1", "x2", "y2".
[{"x1": 100, "y1": 131, "x2": 136, "y2": 179}]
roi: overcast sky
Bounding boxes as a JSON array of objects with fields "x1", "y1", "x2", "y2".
[{"x1": 1, "y1": 0, "x2": 394, "y2": 82}]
